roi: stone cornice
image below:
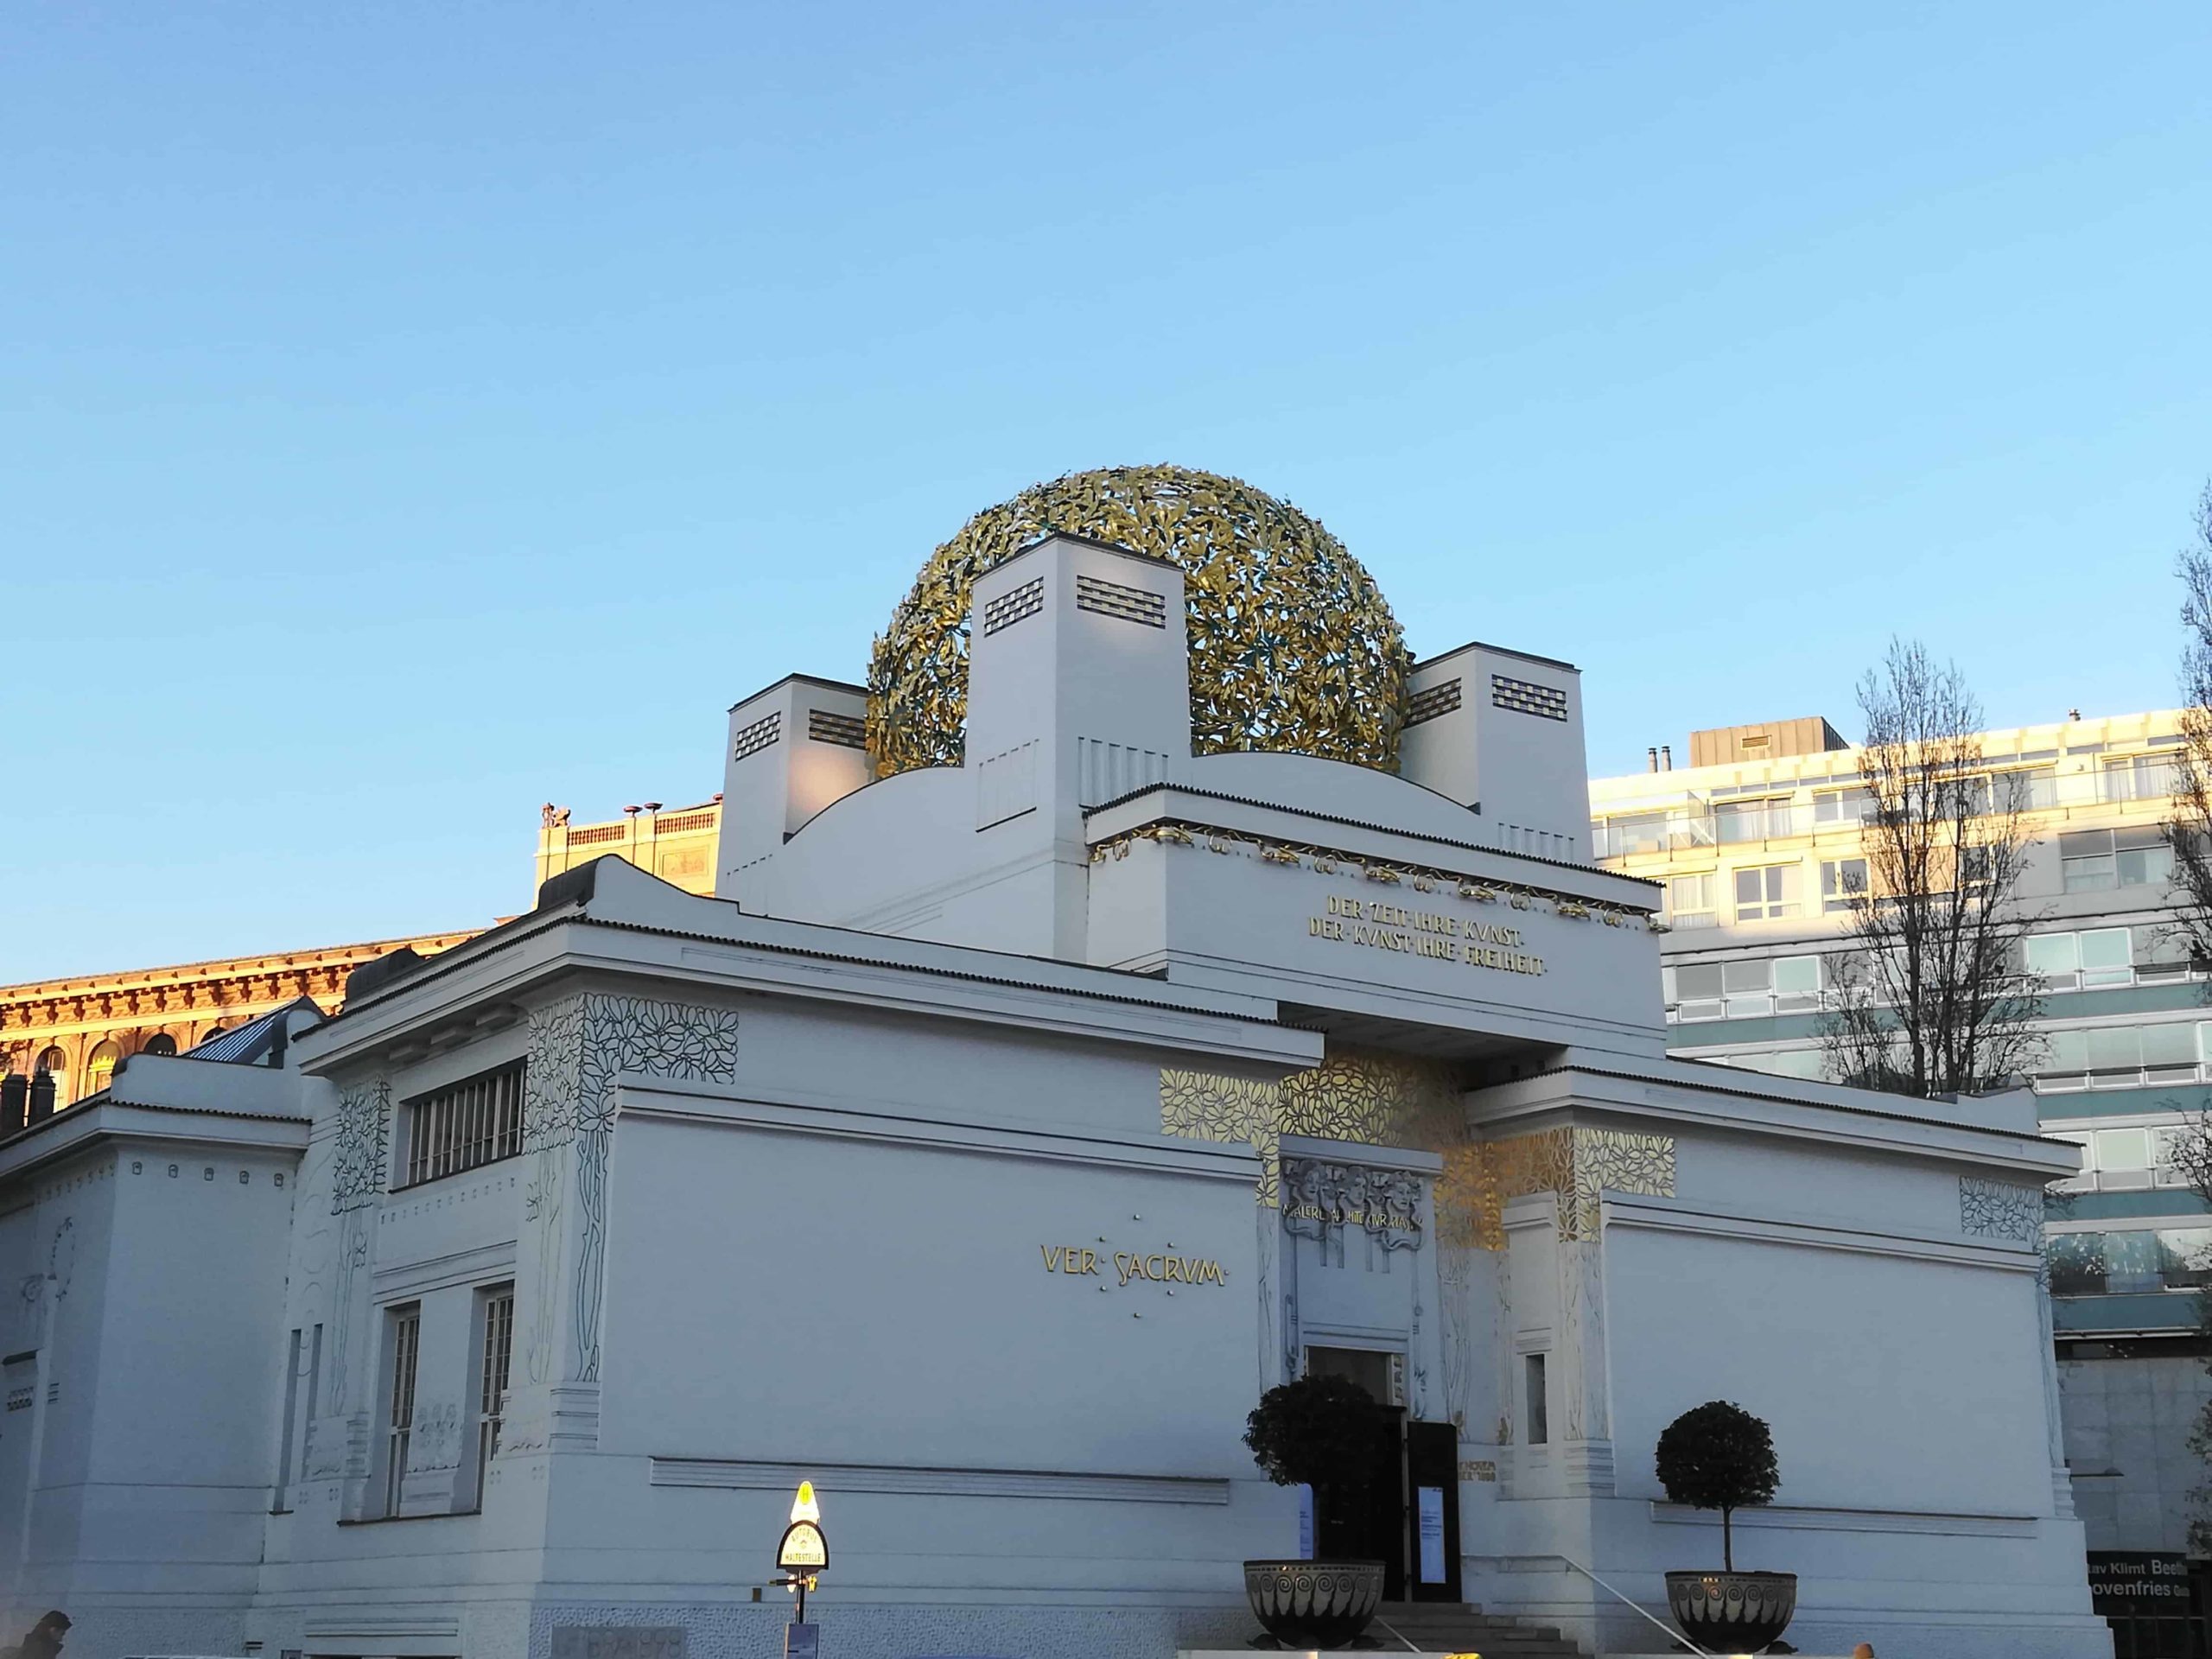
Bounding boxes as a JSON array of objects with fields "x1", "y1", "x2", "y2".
[
  {"x1": 294, "y1": 908, "x2": 1321, "y2": 1077},
  {"x1": 1473, "y1": 1060, "x2": 2075, "y2": 1181}
]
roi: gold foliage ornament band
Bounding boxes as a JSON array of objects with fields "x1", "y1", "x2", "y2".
[
  {"x1": 866, "y1": 465, "x2": 1413, "y2": 778},
  {"x1": 1161, "y1": 1058, "x2": 1673, "y2": 1249}
]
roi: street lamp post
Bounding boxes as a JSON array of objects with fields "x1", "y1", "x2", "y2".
[{"x1": 772, "y1": 1481, "x2": 830, "y2": 1657}]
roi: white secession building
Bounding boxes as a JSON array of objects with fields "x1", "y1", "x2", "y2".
[{"x1": 0, "y1": 470, "x2": 2108, "y2": 1658}]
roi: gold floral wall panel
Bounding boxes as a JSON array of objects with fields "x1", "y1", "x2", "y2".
[
  {"x1": 1160, "y1": 1066, "x2": 1284, "y2": 1204},
  {"x1": 867, "y1": 465, "x2": 1413, "y2": 777}
]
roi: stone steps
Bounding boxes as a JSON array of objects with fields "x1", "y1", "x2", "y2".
[{"x1": 1365, "y1": 1601, "x2": 1588, "y2": 1657}]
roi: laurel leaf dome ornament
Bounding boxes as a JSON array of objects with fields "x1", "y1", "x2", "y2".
[{"x1": 866, "y1": 465, "x2": 1412, "y2": 778}]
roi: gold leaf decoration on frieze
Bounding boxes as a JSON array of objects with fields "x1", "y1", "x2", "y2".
[
  {"x1": 1160, "y1": 1067, "x2": 1285, "y2": 1205},
  {"x1": 866, "y1": 465, "x2": 1412, "y2": 778},
  {"x1": 1160, "y1": 1054, "x2": 1675, "y2": 1247},
  {"x1": 1465, "y1": 1128, "x2": 1676, "y2": 1250},
  {"x1": 1278, "y1": 1047, "x2": 1463, "y2": 1147},
  {"x1": 1162, "y1": 1047, "x2": 1460, "y2": 1208}
]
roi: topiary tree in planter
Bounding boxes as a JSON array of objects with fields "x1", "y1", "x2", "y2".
[
  {"x1": 1656, "y1": 1400, "x2": 1780, "y2": 1572},
  {"x1": 1244, "y1": 1373, "x2": 1388, "y2": 1552},
  {"x1": 1657, "y1": 1402, "x2": 1795, "y2": 1651},
  {"x1": 1242, "y1": 1375, "x2": 1392, "y2": 1649}
]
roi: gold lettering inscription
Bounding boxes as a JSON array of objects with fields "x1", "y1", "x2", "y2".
[
  {"x1": 1042, "y1": 1245, "x2": 1101, "y2": 1275},
  {"x1": 1306, "y1": 894, "x2": 1548, "y2": 976},
  {"x1": 1046, "y1": 1244, "x2": 1228, "y2": 1289}
]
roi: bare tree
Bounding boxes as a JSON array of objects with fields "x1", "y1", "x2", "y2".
[
  {"x1": 2166, "y1": 481, "x2": 2212, "y2": 961},
  {"x1": 1820, "y1": 639, "x2": 2044, "y2": 1096},
  {"x1": 2154, "y1": 480, "x2": 2212, "y2": 1550}
]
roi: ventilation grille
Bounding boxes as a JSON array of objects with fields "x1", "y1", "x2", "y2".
[
  {"x1": 1075, "y1": 573, "x2": 1166, "y2": 629},
  {"x1": 732, "y1": 710, "x2": 782, "y2": 760},
  {"x1": 1405, "y1": 678, "x2": 1464, "y2": 729},
  {"x1": 982, "y1": 578, "x2": 1045, "y2": 637},
  {"x1": 807, "y1": 709, "x2": 868, "y2": 750},
  {"x1": 1491, "y1": 674, "x2": 1568, "y2": 722}
]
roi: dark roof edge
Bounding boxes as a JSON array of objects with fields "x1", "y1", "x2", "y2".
[
  {"x1": 1415, "y1": 638, "x2": 1579, "y2": 675},
  {"x1": 728, "y1": 671, "x2": 871, "y2": 715},
  {"x1": 1083, "y1": 783, "x2": 1661, "y2": 895},
  {"x1": 1529, "y1": 1058, "x2": 2060, "y2": 1148},
  {"x1": 0, "y1": 1097, "x2": 313, "y2": 1161}
]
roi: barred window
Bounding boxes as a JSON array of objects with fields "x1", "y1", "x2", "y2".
[
  {"x1": 403, "y1": 1060, "x2": 524, "y2": 1187},
  {"x1": 475, "y1": 1287, "x2": 514, "y2": 1505},
  {"x1": 385, "y1": 1303, "x2": 421, "y2": 1516}
]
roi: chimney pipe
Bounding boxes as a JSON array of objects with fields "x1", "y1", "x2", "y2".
[
  {"x1": 1647, "y1": 747, "x2": 1659, "y2": 773},
  {"x1": 1661, "y1": 745, "x2": 1673, "y2": 771}
]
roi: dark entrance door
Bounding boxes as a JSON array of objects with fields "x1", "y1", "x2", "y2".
[
  {"x1": 1405, "y1": 1420, "x2": 1463, "y2": 1603},
  {"x1": 1304, "y1": 1348, "x2": 1409, "y2": 1599}
]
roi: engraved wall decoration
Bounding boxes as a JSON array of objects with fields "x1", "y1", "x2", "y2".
[
  {"x1": 868, "y1": 465, "x2": 1413, "y2": 777},
  {"x1": 330, "y1": 1079, "x2": 391, "y2": 1214},
  {"x1": 327, "y1": 1078, "x2": 389, "y2": 1417},
  {"x1": 524, "y1": 995, "x2": 741, "y2": 1388},
  {"x1": 1959, "y1": 1177, "x2": 2044, "y2": 1246},
  {"x1": 409, "y1": 1399, "x2": 462, "y2": 1473},
  {"x1": 1280, "y1": 1157, "x2": 1425, "y2": 1258}
]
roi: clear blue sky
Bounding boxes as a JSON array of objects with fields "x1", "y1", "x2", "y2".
[{"x1": 6, "y1": 3, "x2": 2209, "y2": 982}]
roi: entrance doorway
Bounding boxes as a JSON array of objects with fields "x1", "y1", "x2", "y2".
[{"x1": 1302, "y1": 1347, "x2": 1461, "y2": 1603}]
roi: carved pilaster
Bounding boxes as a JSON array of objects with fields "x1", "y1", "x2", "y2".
[
  {"x1": 505, "y1": 994, "x2": 739, "y2": 1457},
  {"x1": 1961, "y1": 1176, "x2": 2071, "y2": 1516}
]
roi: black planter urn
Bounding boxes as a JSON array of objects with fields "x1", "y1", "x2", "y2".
[
  {"x1": 1242, "y1": 1559, "x2": 1386, "y2": 1649},
  {"x1": 1664, "y1": 1570, "x2": 1799, "y2": 1652}
]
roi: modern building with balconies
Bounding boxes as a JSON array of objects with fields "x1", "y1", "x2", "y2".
[{"x1": 1591, "y1": 709, "x2": 2212, "y2": 1643}]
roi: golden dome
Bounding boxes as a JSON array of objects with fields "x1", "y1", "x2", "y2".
[{"x1": 866, "y1": 465, "x2": 1412, "y2": 778}]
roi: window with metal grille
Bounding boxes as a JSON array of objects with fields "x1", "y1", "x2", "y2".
[
  {"x1": 475, "y1": 1287, "x2": 514, "y2": 1505},
  {"x1": 385, "y1": 1304, "x2": 421, "y2": 1516},
  {"x1": 1491, "y1": 673, "x2": 1568, "y2": 721},
  {"x1": 982, "y1": 576, "x2": 1044, "y2": 636},
  {"x1": 806, "y1": 708, "x2": 868, "y2": 749},
  {"x1": 731, "y1": 709, "x2": 781, "y2": 761},
  {"x1": 1074, "y1": 572, "x2": 1166, "y2": 628},
  {"x1": 1404, "y1": 678, "x2": 1463, "y2": 729},
  {"x1": 403, "y1": 1060, "x2": 524, "y2": 1186}
]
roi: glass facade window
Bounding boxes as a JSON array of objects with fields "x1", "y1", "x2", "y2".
[
  {"x1": 1717, "y1": 799, "x2": 1802, "y2": 843},
  {"x1": 2038, "y1": 1023, "x2": 2205, "y2": 1091},
  {"x1": 1733, "y1": 864, "x2": 1800, "y2": 922},
  {"x1": 2079, "y1": 928, "x2": 2134, "y2": 985},
  {"x1": 2104, "y1": 753, "x2": 2183, "y2": 802},
  {"x1": 2094, "y1": 1127, "x2": 2152, "y2": 1173},
  {"x1": 1820, "y1": 857, "x2": 1869, "y2": 912},
  {"x1": 2026, "y1": 925, "x2": 2194, "y2": 992},
  {"x1": 1667, "y1": 873, "x2": 1718, "y2": 927},
  {"x1": 1726, "y1": 1049, "x2": 1827, "y2": 1081},
  {"x1": 2049, "y1": 1227, "x2": 2212, "y2": 1295},
  {"x1": 2001, "y1": 766, "x2": 2059, "y2": 810},
  {"x1": 1668, "y1": 954, "x2": 1821, "y2": 1020},
  {"x1": 2062, "y1": 830, "x2": 2118, "y2": 893},
  {"x1": 1814, "y1": 787, "x2": 1872, "y2": 824},
  {"x1": 2062, "y1": 827, "x2": 2175, "y2": 893},
  {"x1": 1667, "y1": 962, "x2": 1724, "y2": 1020}
]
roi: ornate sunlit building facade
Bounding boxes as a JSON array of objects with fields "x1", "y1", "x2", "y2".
[
  {"x1": 1590, "y1": 711, "x2": 2212, "y2": 1643},
  {"x1": 0, "y1": 468, "x2": 2105, "y2": 1659},
  {"x1": 0, "y1": 933, "x2": 476, "y2": 1111}
]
